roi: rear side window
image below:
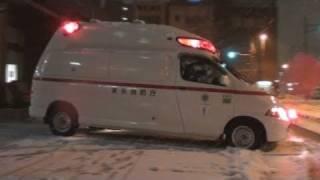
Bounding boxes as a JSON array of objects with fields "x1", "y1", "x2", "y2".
[{"x1": 180, "y1": 55, "x2": 226, "y2": 86}]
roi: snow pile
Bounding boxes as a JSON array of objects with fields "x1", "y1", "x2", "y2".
[{"x1": 220, "y1": 148, "x2": 277, "y2": 180}]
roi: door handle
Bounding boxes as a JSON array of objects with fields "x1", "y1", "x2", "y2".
[{"x1": 202, "y1": 94, "x2": 209, "y2": 102}]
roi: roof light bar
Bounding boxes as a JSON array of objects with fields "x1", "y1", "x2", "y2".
[{"x1": 177, "y1": 37, "x2": 216, "y2": 53}]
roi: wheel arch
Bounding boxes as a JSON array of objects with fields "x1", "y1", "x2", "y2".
[{"x1": 44, "y1": 100, "x2": 79, "y2": 127}]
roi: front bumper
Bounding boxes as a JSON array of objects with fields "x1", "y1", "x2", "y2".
[{"x1": 262, "y1": 116, "x2": 290, "y2": 142}]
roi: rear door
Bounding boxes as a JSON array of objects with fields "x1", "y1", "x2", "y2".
[{"x1": 176, "y1": 54, "x2": 234, "y2": 138}]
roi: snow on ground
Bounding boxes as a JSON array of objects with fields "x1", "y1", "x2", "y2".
[
  {"x1": 0, "y1": 122, "x2": 318, "y2": 180},
  {"x1": 281, "y1": 95, "x2": 320, "y2": 118},
  {"x1": 281, "y1": 95, "x2": 320, "y2": 136}
]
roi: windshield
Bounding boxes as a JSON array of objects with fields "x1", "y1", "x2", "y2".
[
  {"x1": 208, "y1": 55, "x2": 253, "y2": 84},
  {"x1": 180, "y1": 54, "x2": 228, "y2": 86},
  {"x1": 224, "y1": 63, "x2": 254, "y2": 84}
]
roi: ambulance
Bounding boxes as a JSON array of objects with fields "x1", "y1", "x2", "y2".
[{"x1": 29, "y1": 20, "x2": 296, "y2": 149}]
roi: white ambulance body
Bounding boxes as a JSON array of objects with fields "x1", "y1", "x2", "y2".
[{"x1": 30, "y1": 21, "x2": 295, "y2": 149}]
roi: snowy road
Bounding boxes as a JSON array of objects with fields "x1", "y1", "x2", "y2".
[{"x1": 0, "y1": 121, "x2": 319, "y2": 180}]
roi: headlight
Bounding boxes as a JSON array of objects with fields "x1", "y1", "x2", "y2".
[{"x1": 265, "y1": 106, "x2": 298, "y2": 122}]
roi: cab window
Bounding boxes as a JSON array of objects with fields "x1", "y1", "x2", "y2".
[{"x1": 180, "y1": 55, "x2": 227, "y2": 86}]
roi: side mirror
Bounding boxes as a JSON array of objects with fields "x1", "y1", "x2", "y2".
[{"x1": 220, "y1": 75, "x2": 231, "y2": 87}]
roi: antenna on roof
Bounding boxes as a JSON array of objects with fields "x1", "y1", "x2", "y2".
[
  {"x1": 132, "y1": 19, "x2": 146, "y2": 24},
  {"x1": 90, "y1": 19, "x2": 104, "y2": 23}
]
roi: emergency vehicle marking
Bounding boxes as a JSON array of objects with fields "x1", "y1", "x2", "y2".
[
  {"x1": 33, "y1": 77, "x2": 269, "y2": 96},
  {"x1": 223, "y1": 95, "x2": 232, "y2": 104},
  {"x1": 130, "y1": 89, "x2": 137, "y2": 95}
]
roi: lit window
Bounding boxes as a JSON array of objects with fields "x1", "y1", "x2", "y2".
[
  {"x1": 5, "y1": 64, "x2": 18, "y2": 83},
  {"x1": 121, "y1": 17, "x2": 128, "y2": 21}
]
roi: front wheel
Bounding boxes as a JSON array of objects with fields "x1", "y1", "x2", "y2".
[
  {"x1": 226, "y1": 122, "x2": 265, "y2": 150},
  {"x1": 48, "y1": 107, "x2": 78, "y2": 136}
]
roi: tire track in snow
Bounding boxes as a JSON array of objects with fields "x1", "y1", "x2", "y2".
[{"x1": 0, "y1": 145, "x2": 68, "y2": 177}]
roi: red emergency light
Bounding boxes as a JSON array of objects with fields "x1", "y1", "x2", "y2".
[
  {"x1": 62, "y1": 21, "x2": 80, "y2": 35},
  {"x1": 177, "y1": 37, "x2": 217, "y2": 54}
]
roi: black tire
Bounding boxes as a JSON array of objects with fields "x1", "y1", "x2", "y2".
[
  {"x1": 48, "y1": 105, "x2": 78, "y2": 136},
  {"x1": 226, "y1": 122, "x2": 265, "y2": 150}
]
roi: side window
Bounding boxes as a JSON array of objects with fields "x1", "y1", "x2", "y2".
[{"x1": 180, "y1": 55, "x2": 226, "y2": 86}]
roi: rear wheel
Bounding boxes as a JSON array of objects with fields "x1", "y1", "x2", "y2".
[
  {"x1": 226, "y1": 122, "x2": 265, "y2": 150},
  {"x1": 48, "y1": 106, "x2": 78, "y2": 136}
]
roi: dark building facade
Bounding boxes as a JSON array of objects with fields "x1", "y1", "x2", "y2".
[
  {"x1": 0, "y1": 1, "x2": 26, "y2": 84},
  {"x1": 133, "y1": 0, "x2": 168, "y2": 24},
  {"x1": 168, "y1": 0, "x2": 215, "y2": 41},
  {"x1": 215, "y1": 0, "x2": 277, "y2": 81}
]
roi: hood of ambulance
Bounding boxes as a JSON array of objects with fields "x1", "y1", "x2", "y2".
[{"x1": 230, "y1": 76, "x2": 276, "y2": 116}]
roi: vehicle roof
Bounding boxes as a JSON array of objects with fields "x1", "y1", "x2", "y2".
[
  {"x1": 48, "y1": 20, "x2": 205, "y2": 51},
  {"x1": 83, "y1": 20, "x2": 202, "y2": 39}
]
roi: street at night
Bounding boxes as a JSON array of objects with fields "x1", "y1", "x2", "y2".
[{"x1": 1, "y1": 0, "x2": 320, "y2": 180}]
